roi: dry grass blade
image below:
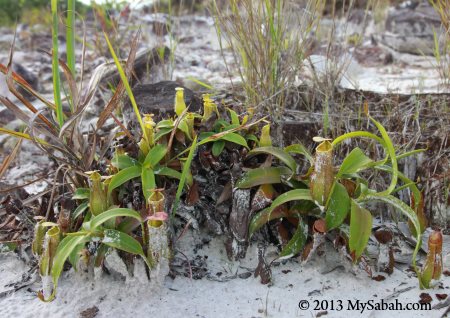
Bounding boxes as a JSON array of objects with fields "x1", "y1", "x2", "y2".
[
  {"x1": 0, "y1": 64, "x2": 56, "y2": 111},
  {"x1": 0, "y1": 137, "x2": 23, "y2": 180},
  {"x1": 5, "y1": 31, "x2": 56, "y2": 132},
  {"x1": 110, "y1": 113, "x2": 133, "y2": 139}
]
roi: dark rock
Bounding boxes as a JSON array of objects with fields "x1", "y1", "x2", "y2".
[
  {"x1": 79, "y1": 306, "x2": 99, "y2": 318},
  {"x1": 12, "y1": 63, "x2": 39, "y2": 100},
  {"x1": 124, "y1": 81, "x2": 202, "y2": 123},
  {"x1": 381, "y1": 2, "x2": 444, "y2": 55},
  {"x1": 97, "y1": 46, "x2": 170, "y2": 88},
  {"x1": 282, "y1": 120, "x2": 320, "y2": 147},
  {"x1": 238, "y1": 272, "x2": 252, "y2": 279},
  {"x1": 0, "y1": 108, "x2": 16, "y2": 125}
]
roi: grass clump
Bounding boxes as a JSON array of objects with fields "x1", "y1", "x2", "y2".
[{"x1": 213, "y1": 0, "x2": 323, "y2": 142}]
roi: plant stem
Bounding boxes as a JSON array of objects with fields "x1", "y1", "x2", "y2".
[
  {"x1": 66, "y1": 0, "x2": 76, "y2": 78},
  {"x1": 51, "y1": 0, "x2": 64, "y2": 128}
]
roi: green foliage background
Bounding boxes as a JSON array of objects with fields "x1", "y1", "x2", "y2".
[{"x1": 0, "y1": 0, "x2": 93, "y2": 26}]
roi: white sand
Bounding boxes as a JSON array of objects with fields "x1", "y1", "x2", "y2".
[{"x1": 1, "y1": 231, "x2": 449, "y2": 318}]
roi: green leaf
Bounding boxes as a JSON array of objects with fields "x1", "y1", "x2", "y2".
[
  {"x1": 107, "y1": 165, "x2": 142, "y2": 197},
  {"x1": 72, "y1": 201, "x2": 88, "y2": 220},
  {"x1": 368, "y1": 115, "x2": 398, "y2": 195},
  {"x1": 199, "y1": 131, "x2": 248, "y2": 149},
  {"x1": 49, "y1": 235, "x2": 90, "y2": 301},
  {"x1": 375, "y1": 165, "x2": 421, "y2": 210},
  {"x1": 359, "y1": 194, "x2": 421, "y2": 241},
  {"x1": 337, "y1": 148, "x2": 373, "y2": 178},
  {"x1": 248, "y1": 147, "x2": 297, "y2": 172},
  {"x1": 349, "y1": 200, "x2": 372, "y2": 259},
  {"x1": 178, "y1": 120, "x2": 191, "y2": 139},
  {"x1": 220, "y1": 133, "x2": 248, "y2": 149},
  {"x1": 279, "y1": 219, "x2": 308, "y2": 258},
  {"x1": 325, "y1": 182, "x2": 351, "y2": 230},
  {"x1": 172, "y1": 136, "x2": 197, "y2": 217},
  {"x1": 246, "y1": 134, "x2": 259, "y2": 145},
  {"x1": 103, "y1": 229, "x2": 145, "y2": 256},
  {"x1": 112, "y1": 154, "x2": 139, "y2": 170},
  {"x1": 249, "y1": 189, "x2": 313, "y2": 236},
  {"x1": 228, "y1": 108, "x2": 240, "y2": 125},
  {"x1": 236, "y1": 167, "x2": 291, "y2": 188},
  {"x1": 154, "y1": 127, "x2": 173, "y2": 141},
  {"x1": 154, "y1": 166, "x2": 181, "y2": 179},
  {"x1": 141, "y1": 167, "x2": 156, "y2": 202},
  {"x1": 143, "y1": 144, "x2": 168, "y2": 168},
  {"x1": 156, "y1": 119, "x2": 174, "y2": 129},
  {"x1": 51, "y1": 0, "x2": 63, "y2": 127},
  {"x1": 284, "y1": 143, "x2": 314, "y2": 165},
  {"x1": 68, "y1": 242, "x2": 85, "y2": 270},
  {"x1": 89, "y1": 208, "x2": 142, "y2": 230},
  {"x1": 212, "y1": 140, "x2": 225, "y2": 157},
  {"x1": 73, "y1": 188, "x2": 90, "y2": 200}
]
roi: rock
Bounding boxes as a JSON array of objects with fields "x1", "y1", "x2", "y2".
[
  {"x1": 354, "y1": 46, "x2": 393, "y2": 67},
  {"x1": 0, "y1": 108, "x2": 16, "y2": 126},
  {"x1": 0, "y1": 63, "x2": 39, "y2": 101},
  {"x1": 380, "y1": 3, "x2": 445, "y2": 55},
  {"x1": 206, "y1": 60, "x2": 226, "y2": 73},
  {"x1": 124, "y1": 81, "x2": 202, "y2": 124},
  {"x1": 12, "y1": 63, "x2": 39, "y2": 99}
]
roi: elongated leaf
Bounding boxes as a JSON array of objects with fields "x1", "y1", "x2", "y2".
[
  {"x1": 212, "y1": 140, "x2": 224, "y2": 157},
  {"x1": 68, "y1": 242, "x2": 85, "y2": 270},
  {"x1": 284, "y1": 143, "x2": 314, "y2": 165},
  {"x1": 249, "y1": 189, "x2": 313, "y2": 236},
  {"x1": 0, "y1": 127, "x2": 48, "y2": 145},
  {"x1": 107, "y1": 165, "x2": 141, "y2": 196},
  {"x1": 51, "y1": 0, "x2": 63, "y2": 127},
  {"x1": 248, "y1": 147, "x2": 297, "y2": 172},
  {"x1": 228, "y1": 108, "x2": 240, "y2": 125},
  {"x1": 172, "y1": 136, "x2": 197, "y2": 217},
  {"x1": 156, "y1": 119, "x2": 174, "y2": 129},
  {"x1": 349, "y1": 200, "x2": 372, "y2": 259},
  {"x1": 337, "y1": 148, "x2": 373, "y2": 177},
  {"x1": 368, "y1": 115, "x2": 398, "y2": 195},
  {"x1": 236, "y1": 167, "x2": 291, "y2": 188},
  {"x1": 104, "y1": 31, "x2": 146, "y2": 140},
  {"x1": 325, "y1": 182, "x2": 351, "y2": 230},
  {"x1": 73, "y1": 188, "x2": 90, "y2": 200},
  {"x1": 332, "y1": 131, "x2": 385, "y2": 148},
  {"x1": 154, "y1": 166, "x2": 181, "y2": 179},
  {"x1": 359, "y1": 194, "x2": 421, "y2": 242},
  {"x1": 48, "y1": 235, "x2": 90, "y2": 302},
  {"x1": 279, "y1": 219, "x2": 308, "y2": 258},
  {"x1": 177, "y1": 120, "x2": 191, "y2": 139},
  {"x1": 103, "y1": 229, "x2": 144, "y2": 256},
  {"x1": 112, "y1": 154, "x2": 139, "y2": 170},
  {"x1": 154, "y1": 127, "x2": 173, "y2": 141},
  {"x1": 117, "y1": 217, "x2": 141, "y2": 234},
  {"x1": 375, "y1": 165, "x2": 421, "y2": 210},
  {"x1": 72, "y1": 201, "x2": 88, "y2": 220},
  {"x1": 220, "y1": 133, "x2": 248, "y2": 149},
  {"x1": 89, "y1": 208, "x2": 142, "y2": 230},
  {"x1": 141, "y1": 168, "x2": 156, "y2": 202},
  {"x1": 143, "y1": 144, "x2": 168, "y2": 168}
]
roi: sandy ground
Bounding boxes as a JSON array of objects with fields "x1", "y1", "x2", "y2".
[{"x1": 1, "y1": 231, "x2": 449, "y2": 318}]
